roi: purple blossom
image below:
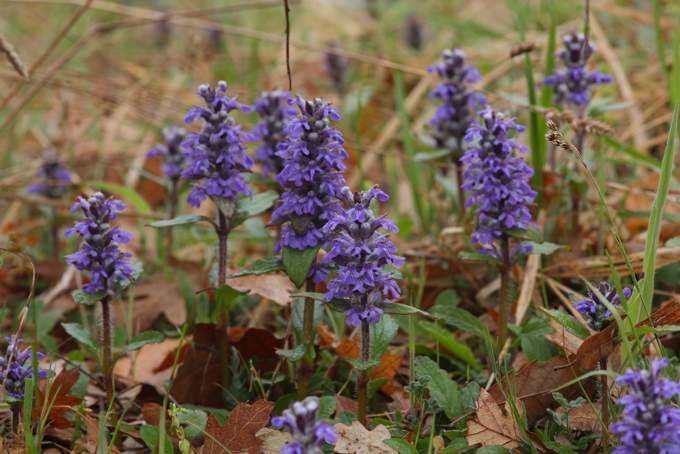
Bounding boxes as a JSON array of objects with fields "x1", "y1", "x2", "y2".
[
  {"x1": 575, "y1": 281, "x2": 631, "y2": 331},
  {"x1": 146, "y1": 126, "x2": 187, "y2": 179},
  {"x1": 0, "y1": 336, "x2": 47, "y2": 399},
  {"x1": 272, "y1": 396, "x2": 336, "y2": 454},
  {"x1": 28, "y1": 148, "x2": 72, "y2": 199},
  {"x1": 403, "y1": 14, "x2": 424, "y2": 51},
  {"x1": 544, "y1": 32, "x2": 612, "y2": 108},
  {"x1": 462, "y1": 108, "x2": 536, "y2": 258},
  {"x1": 65, "y1": 192, "x2": 134, "y2": 296},
  {"x1": 427, "y1": 48, "x2": 485, "y2": 159},
  {"x1": 323, "y1": 187, "x2": 404, "y2": 327},
  {"x1": 272, "y1": 97, "x2": 348, "y2": 252},
  {"x1": 249, "y1": 90, "x2": 297, "y2": 177},
  {"x1": 181, "y1": 81, "x2": 252, "y2": 209},
  {"x1": 611, "y1": 358, "x2": 680, "y2": 453}
]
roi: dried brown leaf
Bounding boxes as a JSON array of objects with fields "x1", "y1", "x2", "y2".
[
  {"x1": 334, "y1": 421, "x2": 396, "y2": 454},
  {"x1": 466, "y1": 389, "x2": 522, "y2": 450},
  {"x1": 255, "y1": 428, "x2": 293, "y2": 454},
  {"x1": 226, "y1": 273, "x2": 294, "y2": 306},
  {"x1": 201, "y1": 400, "x2": 274, "y2": 454}
]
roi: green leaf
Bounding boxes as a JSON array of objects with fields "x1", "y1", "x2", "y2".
[
  {"x1": 232, "y1": 191, "x2": 278, "y2": 227},
  {"x1": 127, "y1": 331, "x2": 164, "y2": 351},
  {"x1": 383, "y1": 302, "x2": 431, "y2": 317},
  {"x1": 150, "y1": 215, "x2": 213, "y2": 229},
  {"x1": 88, "y1": 180, "x2": 152, "y2": 214},
  {"x1": 431, "y1": 305, "x2": 492, "y2": 344},
  {"x1": 412, "y1": 149, "x2": 451, "y2": 162},
  {"x1": 276, "y1": 344, "x2": 306, "y2": 362},
  {"x1": 216, "y1": 284, "x2": 248, "y2": 309},
  {"x1": 230, "y1": 257, "x2": 283, "y2": 277},
  {"x1": 414, "y1": 356, "x2": 464, "y2": 419},
  {"x1": 176, "y1": 407, "x2": 208, "y2": 442},
  {"x1": 62, "y1": 322, "x2": 97, "y2": 352},
  {"x1": 475, "y1": 447, "x2": 513, "y2": 454},
  {"x1": 113, "y1": 259, "x2": 143, "y2": 294},
  {"x1": 282, "y1": 245, "x2": 321, "y2": 288},
  {"x1": 542, "y1": 308, "x2": 590, "y2": 339},
  {"x1": 458, "y1": 250, "x2": 498, "y2": 265},
  {"x1": 419, "y1": 321, "x2": 479, "y2": 368},
  {"x1": 526, "y1": 241, "x2": 564, "y2": 256},
  {"x1": 603, "y1": 136, "x2": 661, "y2": 170},
  {"x1": 636, "y1": 106, "x2": 679, "y2": 324},
  {"x1": 71, "y1": 289, "x2": 102, "y2": 306},
  {"x1": 290, "y1": 291, "x2": 326, "y2": 301},
  {"x1": 318, "y1": 396, "x2": 336, "y2": 420},
  {"x1": 461, "y1": 381, "x2": 480, "y2": 410},
  {"x1": 383, "y1": 439, "x2": 418, "y2": 454},
  {"x1": 349, "y1": 358, "x2": 380, "y2": 371},
  {"x1": 434, "y1": 289, "x2": 459, "y2": 307},
  {"x1": 666, "y1": 236, "x2": 680, "y2": 248},
  {"x1": 516, "y1": 318, "x2": 556, "y2": 362},
  {"x1": 139, "y1": 425, "x2": 174, "y2": 453},
  {"x1": 370, "y1": 315, "x2": 398, "y2": 361}
]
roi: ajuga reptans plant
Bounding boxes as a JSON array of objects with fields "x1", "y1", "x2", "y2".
[
  {"x1": 427, "y1": 48, "x2": 485, "y2": 217},
  {"x1": 65, "y1": 192, "x2": 134, "y2": 400},
  {"x1": 250, "y1": 90, "x2": 296, "y2": 177},
  {"x1": 0, "y1": 337, "x2": 47, "y2": 400},
  {"x1": 323, "y1": 186, "x2": 403, "y2": 425},
  {"x1": 575, "y1": 281, "x2": 631, "y2": 331},
  {"x1": 272, "y1": 396, "x2": 336, "y2": 454},
  {"x1": 611, "y1": 358, "x2": 680, "y2": 453},
  {"x1": 462, "y1": 107, "x2": 535, "y2": 347}
]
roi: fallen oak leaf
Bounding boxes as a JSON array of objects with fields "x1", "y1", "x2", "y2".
[
  {"x1": 201, "y1": 400, "x2": 274, "y2": 454},
  {"x1": 34, "y1": 367, "x2": 82, "y2": 429},
  {"x1": 334, "y1": 421, "x2": 397, "y2": 454},
  {"x1": 466, "y1": 388, "x2": 522, "y2": 450},
  {"x1": 226, "y1": 273, "x2": 294, "y2": 306}
]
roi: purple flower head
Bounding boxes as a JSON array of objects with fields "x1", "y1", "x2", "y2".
[
  {"x1": 0, "y1": 336, "x2": 47, "y2": 399},
  {"x1": 64, "y1": 192, "x2": 134, "y2": 296},
  {"x1": 28, "y1": 148, "x2": 72, "y2": 199},
  {"x1": 544, "y1": 32, "x2": 612, "y2": 108},
  {"x1": 575, "y1": 281, "x2": 631, "y2": 331},
  {"x1": 462, "y1": 108, "x2": 536, "y2": 258},
  {"x1": 272, "y1": 396, "x2": 336, "y2": 454},
  {"x1": 249, "y1": 90, "x2": 297, "y2": 177},
  {"x1": 403, "y1": 14, "x2": 424, "y2": 51},
  {"x1": 181, "y1": 81, "x2": 253, "y2": 209},
  {"x1": 611, "y1": 358, "x2": 680, "y2": 453},
  {"x1": 147, "y1": 126, "x2": 187, "y2": 179},
  {"x1": 427, "y1": 49, "x2": 486, "y2": 159},
  {"x1": 272, "y1": 96, "x2": 348, "y2": 253},
  {"x1": 324, "y1": 43, "x2": 350, "y2": 93},
  {"x1": 323, "y1": 186, "x2": 404, "y2": 327}
]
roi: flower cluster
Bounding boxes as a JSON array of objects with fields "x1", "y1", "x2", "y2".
[
  {"x1": 28, "y1": 148, "x2": 72, "y2": 199},
  {"x1": 427, "y1": 48, "x2": 485, "y2": 160},
  {"x1": 146, "y1": 126, "x2": 187, "y2": 179},
  {"x1": 65, "y1": 192, "x2": 133, "y2": 295},
  {"x1": 0, "y1": 337, "x2": 47, "y2": 399},
  {"x1": 611, "y1": 358, "x2": 680, "y2": 453},
  {"x1": 181, "y1": 81, "x2": 252, "y2": 209},
  {"x1": 462, "y1": 108, "x2": 536, "y2": 257},
  {"x1": 272, "y1": 396, "x2": 336, "y2": 454},
  {"x1": 544, "y1": 32, "x2": 612, "y2": 108},
  {"x1": 272, "y1": 97, "x2": 348, "y2": 251},
  {"x1": 323, "y1": 187, "x2": 403, "y2": 326},
  {"x1": 250, "y1": 90, "x2": 296, "y2": 176},
  {"x1": 575, "y1": 281, "x2": 631, "y2": 331}
]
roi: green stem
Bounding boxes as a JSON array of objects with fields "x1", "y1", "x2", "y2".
[
  {"x1": 497, "y1": 236, "x2": 511, "y2": 350},
  {"x1": 101, "y1": 295, "x2": 113, "y2": 403},
  {"x1": 298, "y1": 276, "x2": 316, "y2": 398},
  {"x1": 217, "y1": 210, "x2": 231, "y2": 394}
]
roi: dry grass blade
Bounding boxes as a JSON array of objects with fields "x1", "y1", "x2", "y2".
[{"x1": 0, "y1": 34, "x2": 28, "y2": 80}]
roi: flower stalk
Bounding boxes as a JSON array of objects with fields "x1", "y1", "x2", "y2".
[{"x1": 357, "y1": 318, "x2": 370, "y2": 426}]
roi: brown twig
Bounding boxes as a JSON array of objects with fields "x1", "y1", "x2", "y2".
[
  {"x1": 0, "y1": 33, "x2": 28, "y2": 80},
  {"x1": 283, "y1": 0, "x2": 292, "y2": 91}
]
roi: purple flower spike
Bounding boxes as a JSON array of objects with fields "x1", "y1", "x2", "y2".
[
  {"x1": 575, "y1": 281, "x2": 631, "y2": 331},
  {"x1": 272, "y1": 96, "x2": 348, "y2": 252},
  {"x1": 427, "y1": 48, "x2": 485, "y2": 159},
  {"x1": 272, "y1": 396, "x2": 336, "y2": 454},
  {"x1": 543, "y1": 32, "x2": 612, "y2": 108},
  {"x1": 0, "y1": 336, "x2": 47, "y2": 399},
  {"x1": 611, "y1": 358, "x2": 680, "y2": 453},
  {"x1": 249, "y1": 90, "x2": 297, "y2": 177},
  {"x1": 181, "y1": 81, "x2": 252, "y2": 209},
  {"x1": 146, "y1": 126, "x2": 187, "y2": 179},
  {"x1": 28, "y1": 148, "x2": 72, "y2": 199},
  {"x1": 323, "y1": 186, "x2": 404, "y2": 327},
  {"x1": 65, "y1": 192, "x2": 134, "y2": 296},
  {"x1": 462, "y1": 108, "x2": 536, "y2": 258}
]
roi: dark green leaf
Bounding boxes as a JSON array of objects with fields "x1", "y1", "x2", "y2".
[
  {"x1": 526, "y1": 241, "x2": 564, "y2": 255},
  {"x1": 62, "y1": 323, "x2": 97, "y2": 352},
  {"x1": 232, "y1": 191, "x2": 278, "y2": 227},
  {"x1": 139, "y1": 425, "x2": 174, "y2": 453},
  {"x1": 127, "y1": 331, "x2": 164, "y2": 351},
  {"x1": 88, "y1": 180, "x2": 152, "y2": 214},
  {"x1": 543, "y1": 308, "x2": 590, "y2": 340},
  {"x1": 419, "y1": 321, "x2": 479, "y2": 368},
  {"x1": 282, "y1": 245, "x2": 321, "y2": 288},
  {"x1": 370, "y1": 315, "x2": 398, "y2": 360},
  {"x1": 216, "y1": 284, "x2": 248, "y2": 309},
  {"x1": 176, "y1": 407, "x2": 208, "y2": 442},
  {"x1": 150, "y1": 215, "x2": 213, "y2": 229},
  {"x1": 458, "y1": 250, "x2": 498, "y2": 265},
  {"x1": 384, "y1": 438, "x2": 418, "y2": 454},
  {"x1": 414, "y1": 356, "x2": 464, "y2": 419},
  {"x1": 349, "y1": 358, "x2": 380, "y2": 371},
  {"x1": 230, "y1": 257, "x2": 284, "y2": 277},
  {"x1": 475, "y1": 447, "x2": 513, "y2": 454},
  {"x1": 383, "y1": 302, "x2": 431, "y2": 317},
  {"x1": 318, "y1": 396, "x2": 336, "y2": 420},
  {"x1": 431, "y1": 305, "x2": 491, "y2": 343},
  {"x1": 276, "y1": 345, "x2": 306, "y2": 362},
  {"x1": 71, "y1": 289, "x2": 102, "y2": 306},
  {"x1": 413, "y1": 149, "x2": 451, "y2": 162}
]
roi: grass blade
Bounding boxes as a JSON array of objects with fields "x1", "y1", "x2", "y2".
[{"x1": 636, "y1": 106, "x2": 679, "y2": 324}]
